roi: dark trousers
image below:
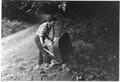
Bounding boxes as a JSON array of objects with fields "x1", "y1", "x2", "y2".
[{"x1": 35, "y1": 35, "x2": 51, "y2": 65}]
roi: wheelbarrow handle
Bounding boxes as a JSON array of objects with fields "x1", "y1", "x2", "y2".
[
  {"x1": 43, "y1": 48, "x2": 54, "y2": 57},
  {"x1": 59, "y1": 19, "x2": 65, "y2": 37}
]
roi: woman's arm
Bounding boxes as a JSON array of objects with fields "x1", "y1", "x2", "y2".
[
  {"x1": 46, "y1": 24, "x2": 55, "y2": 44},
  {"x1": 39, "y1": 37, "x2": 43, "y2": 44},
  {"x1": 46, "y1": 25, "x2": 55, "y2": 44},
  {"x1": 52, "y1": 25, "x2": 55, "y2": 44}
]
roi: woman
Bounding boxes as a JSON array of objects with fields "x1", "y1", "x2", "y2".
[{"x1": 35, "y1": 16, "x2": 56, "y2": 70}]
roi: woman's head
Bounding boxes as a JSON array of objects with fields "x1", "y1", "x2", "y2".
[
  {"x1": 47, "y1": 15, "x2": 57, "y2": 22},
  {"x1": 47, "y1": 15, "x2": 57, "y2": 26}
]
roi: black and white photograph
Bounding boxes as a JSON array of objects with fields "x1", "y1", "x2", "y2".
[{"x1": 1, "y1": 0, "x2": 119, "y2": 81}]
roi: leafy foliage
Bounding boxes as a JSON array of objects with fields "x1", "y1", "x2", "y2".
[{"x1": 2, "y1": 0, "x2": 62, "y2": 17}]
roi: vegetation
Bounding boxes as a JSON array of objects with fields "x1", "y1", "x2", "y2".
[{"x1": 2, "y1": 1, "x2": 119, "y2": 81}]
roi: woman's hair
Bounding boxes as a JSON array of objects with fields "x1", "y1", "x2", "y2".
[{"x1": 47, "y1": 15, "x2": 57, "y2": 22}]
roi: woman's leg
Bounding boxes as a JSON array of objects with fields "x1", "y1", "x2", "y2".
[
  {"x1": 35, "y1": 35, "x2": 51, "y2": 65},
  {"x1": 38, "y1": 51, "x2": 43, "y2": 65},
  {"x1": 43, "y1": 46, "x2": 51, "y2": 64},
  {"x1": 35, "y1": 35, "x2": 44, "y2": 65}
]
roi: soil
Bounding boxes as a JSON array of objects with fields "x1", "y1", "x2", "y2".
[
  {"x1": 1, "y1": 25, "x2": 118, "y2": 81},
  {"x1": 1, "y1": 12, "x2": 119, "y2": 80}
]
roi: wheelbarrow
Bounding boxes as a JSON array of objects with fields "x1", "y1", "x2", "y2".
[
  {"x1": 52, "y1": 32, "x2": 77, "y2": 64},
  {"x1": 52, "y1": 18, "x2": 77, "y2": 64},
  {"x1": 46, "y1": 20, "x2": 76, "y2": 64}
]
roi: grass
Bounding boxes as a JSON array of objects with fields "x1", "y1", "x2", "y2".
[{"x1": 2, "y1": 18, "x2": 32, "y2": 38}]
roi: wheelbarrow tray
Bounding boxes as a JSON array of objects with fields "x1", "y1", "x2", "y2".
[{"x1": 53, "y1": 32, "x2": 76, "y2": 64}]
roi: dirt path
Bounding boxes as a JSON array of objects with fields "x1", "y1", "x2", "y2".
[{"x1": 1, "y1": 26, "x2": 40, "y2": 80}]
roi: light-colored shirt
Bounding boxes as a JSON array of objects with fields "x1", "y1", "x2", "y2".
[{"x1": 35, "y1": 22, "x2": 51, "y2": 37}]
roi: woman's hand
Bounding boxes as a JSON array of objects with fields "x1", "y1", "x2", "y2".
[
  {"x1": 51, "y1": 39, "x2": 53, "y2": 43},
  {"x1": 42, "y1": 43, "x2": 47, "y2": 47}
]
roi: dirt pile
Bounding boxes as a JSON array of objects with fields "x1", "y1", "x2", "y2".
[{"x1": 32, "y1": 64, "x2": 110, "y2": 81}]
